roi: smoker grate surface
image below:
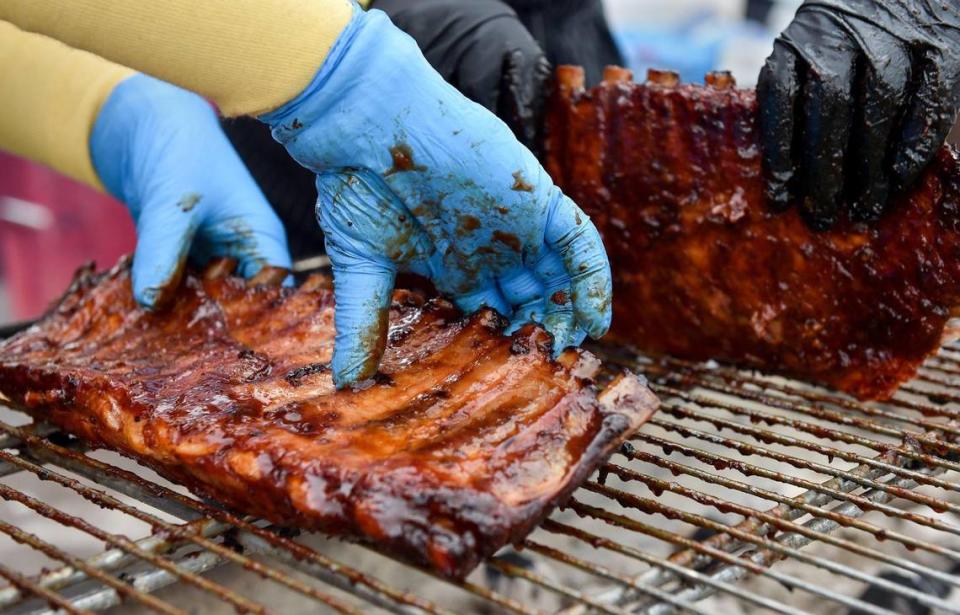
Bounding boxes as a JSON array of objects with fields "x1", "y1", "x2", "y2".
[{"x1": 1, "y1": 332, "x2": 959, "y2": 614}]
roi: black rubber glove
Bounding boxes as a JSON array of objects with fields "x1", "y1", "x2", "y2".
[
  {"x1": 371, "y1": 0, "x2": 551, "y2": 152},
  {"x1": 757, "y1": 0, "x2": 960, "y2": 229}
]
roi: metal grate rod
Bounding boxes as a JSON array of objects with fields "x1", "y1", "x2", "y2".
[
  {"x1": 487, "y1": 558, "x2": 638, "y2": 615},
  {"x1": 622, "y1": 449, "x2": 954, "y2": 611},
  {"x1": 664, "y1": 358, "x2": 960, "y2": 433},
  {"x1": 4, "y1": 421, "x2": 543, "y2": 615},
  {"x1": 641, "y1": 465, "x2": 957, "y2": 615},
  {"x1": 0, "y1": 424, "x2": 447, "y2": 615},
  {"x1": 606, "y1": 453, "x2": 960, "y2": 588},
  {"x1": 649, "y1": 401, "x2": 960, "y2": 493},
  {"x1": 565, "y1": 499, "x2": 897, "y2": 615},
  {"x1": 0, "y1": 563, "x2": 92, "y2": 615},
  {"x1": 642, "y1": 418, "x2": 960, "y2": 515},
  {"x1": 630, "y1": 431, "x2": 960, "y2": 551},
  {"x1": 0, "y1": 450, "x2": 359, "y2": 614},
  {"x1": 654, "y1": 384, "x2": 960, "y2": 475},
  {"x1": 595, "y1": 345, "x2": 959, "y2": 420},
  {"x1": 691, "y1": 377, "x2": 960, "y2": 451},
  {"x1": 584, "y1": 480, "x2": 960, "y2": 612},
  {"x1": 517, "y1": 540, "x2": 710, "y2": 615},
  {"x1": 0, "y1": 482, "x2": 270, "y2": 614},
  {"x1": 0, "y1": 516, "x2": 187, "y2": 615},
  {"x1": 539, "y1": 519, "x2": 808, "y2": 615},
  {"x1": 1, "y1": 335, "x2": 958, "y2": 614}
]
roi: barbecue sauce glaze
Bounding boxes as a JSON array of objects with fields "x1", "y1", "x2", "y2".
[
  {"x1": 0, "y1": 258, "x2": 657, "y2": 577},
  {"x1": 546, "y1": 66, "x2": 960, "y2": 400}
]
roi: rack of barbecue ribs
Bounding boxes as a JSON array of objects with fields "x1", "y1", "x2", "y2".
[
  {"x1": 0, "y1": 257, "x2": 657, "y2": 578},
  {"x1": 545, "y1": 65, "x2": 960, "y2": 400}
]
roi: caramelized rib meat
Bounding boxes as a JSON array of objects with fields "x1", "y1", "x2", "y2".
[
  {"x1": 0, "y1": 257, "x2": 657, "y2": 577},
  {"x1": 545, "y1": 66, "x2": 960, "y2": 400}
]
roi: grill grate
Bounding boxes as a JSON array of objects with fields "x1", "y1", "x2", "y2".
[{"x1": 1, "y1": 339, "x2": 959, "y2": 614}]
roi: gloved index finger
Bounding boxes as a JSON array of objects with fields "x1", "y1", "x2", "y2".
[
  {"x1": 529, "y1": 248, "x2": 580, "y2": 354},
  {"x1": 797, "y1": 55, "x2": 855, "y2": 230},
  {"x1": 757, "y1": 41, "x2": 801, "y2": 211},
  {"x1": 314, "y1": 171, "x2": 426, "y2": 387},
  {"x1": 780, "y1": 6, "x2": 857, "y2": 230},
  {"x1": 846, "y1": 24, "x2": 910, "y2": 222},
  {"x1": 543, "y1": 190, "x2": 612, "y2": 340},
  {"x1": 326, "y1": 240, "x2": 396, "y2": 388},
  {"x1": 890, "y1": 48, "x2": 960, "y2": 192}
]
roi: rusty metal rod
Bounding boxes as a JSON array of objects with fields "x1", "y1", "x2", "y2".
[
  {"x1": 0, "y1": 516, "x2": 187, "y2": 615},
  {"x1": 636, "y1": 426, "x2": 960, "y2": 535},
  {"x1": 0, "y1": 447, "x2": 393, "y2": 615},
  {"x1": 643, "y1": 417, "x2": 960, "y2": 513},
  {"x1": 658, "y1": 377, "x2": 960, "y2": 457},
  {"x1": 582, "y1": 482, "x2": 959, "y2": 613},
  {"x1": 520, "y1": 539, "x2": 709, "y2": 615},
  {"x1": 0, "y1": 563, "x2": 92, "y2": 615},
  {"x1": 451, "y1": 581, "x2": 541, "y2": 615},
  {"x1": 0, "y1": 515, "x2": 213, "y2": 610},
  {"x1": 931, "y1": 350, "x2": 960, "y2": 369},
  {"x1": 654, "y1": 386, "x2": 960, "y2": 474},
  {"x1": 64, "y1": 548, "x2": 229, "y2": 614},
  {"x1": 487, "y1": 558, "x2": 633, "y2": 615},
  {"x1": 918, "y1": 361, "x2": 960, "y2": 386},
  {"x1": 0, "y1": 477, "x2": 273, "y2": 615},
  {"x1": 350, "y1": 544, "x2": 545, "y2": 615},
  {"x1": 1, "y1": 340, "x2": 952, "y2": 615},
  {"x1": 566, "y1": 500, "x2": 893, "y2": 615},
  {"x1": 0, "y1": 421, "x2": 449, "y2": 615},
  {"x1": 900, "y1": 381, "x2": 960, "y2": 406},
  {"x1": 648, "y1": 351, "x2": 960, "y2": 423},
  {"x1": 607, "y1": 452, "x2": 960, "y2": 581},
  {"x1": 676, "y1": 365, "x2": 960, "y2": 437},
  {"x1": 649, "y1": 403, "x2": 960, "y2": 493},
  {"x1": 634, "y1": 445, "x2": 951, "y2": 610},
  {"x1": 539, "y1": 520, "x2": 808, "y2": 615},
  {"x1": 0, "y1": 423, "x2": 62, "y2": 477},
  {"x1": 599, "y1": 344, "x2": 960, "y2": 422}
]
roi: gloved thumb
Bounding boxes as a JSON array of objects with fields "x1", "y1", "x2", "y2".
[
  {"x1": 326, "y1": 240, "x2": 397, "y2": 388},
  {"x1": 130, "y1": 193, "x2": 199, "y2": 310}
]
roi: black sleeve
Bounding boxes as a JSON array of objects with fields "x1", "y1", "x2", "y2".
[
  {"x1": 220, "y1": 117, "x2": 324, "y2": 261},
  {"x1": 507, "y1": 0, "x2": 623, "y2": 87}
]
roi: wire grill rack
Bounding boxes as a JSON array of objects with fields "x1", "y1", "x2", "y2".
[{"x1": 1, "y1": 336, "x2": 960, "y2": 614}]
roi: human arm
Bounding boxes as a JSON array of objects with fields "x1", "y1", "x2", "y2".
[
  {"x1": 1, "y1": 2, "x2": 613, "y2": 387},
  {"x1": 0, "y1": 21, "x2": 290, "y2": 308}
]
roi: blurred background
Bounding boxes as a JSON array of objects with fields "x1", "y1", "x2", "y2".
[{"x1": 0, "y1": 0, "x2": 798, "y2": 326}]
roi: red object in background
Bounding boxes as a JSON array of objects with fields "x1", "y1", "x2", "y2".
[{"x1": 0, "y1": 152, "x2": 135, "y2": 321}]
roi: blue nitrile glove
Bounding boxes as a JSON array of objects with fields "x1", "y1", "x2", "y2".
[
  {"x1": 261, "y1": 6, "x2": 612, "y2": 388},
  {"x1": 90, "y1": 74, "x2": 292, "y2": 309}
]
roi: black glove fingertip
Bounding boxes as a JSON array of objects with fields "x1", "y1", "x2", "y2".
[
  {"x1": 889, "y1": 53, "x2": 960, "y2": 193},
  {"x1": 498, "y1": 48, "x2": 550, "y2": 152},
  {"x1": 758, "y1": 43, "x2": 801, "y2": 211}
]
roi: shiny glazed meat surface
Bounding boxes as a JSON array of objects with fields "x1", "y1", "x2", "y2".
[
  {"x1": 0, "y1": 257, "x2": 657, "y2": 578},
  {"x1": 545, "y1": 66, "x2": 960, "y2": 400}
]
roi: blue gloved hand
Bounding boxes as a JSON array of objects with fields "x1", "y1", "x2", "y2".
[
  {"x1": 260, "y1": 6, "x2": 612, "y2": 388},
  {"x1": 91, "y1": 73, "x2": 291, "y2": 309}
]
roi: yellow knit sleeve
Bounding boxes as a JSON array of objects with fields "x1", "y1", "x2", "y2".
[
  {"x1": 0, "y1": 21, "x2": 133, "y2": 190},
  {"x1": 0, "y1": 0, "x2": 354, "y2": 117}
]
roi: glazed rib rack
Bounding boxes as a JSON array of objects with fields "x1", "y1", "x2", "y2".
[{"x1": 1, "y1": 316, "x2": 960, "y2": 613}]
